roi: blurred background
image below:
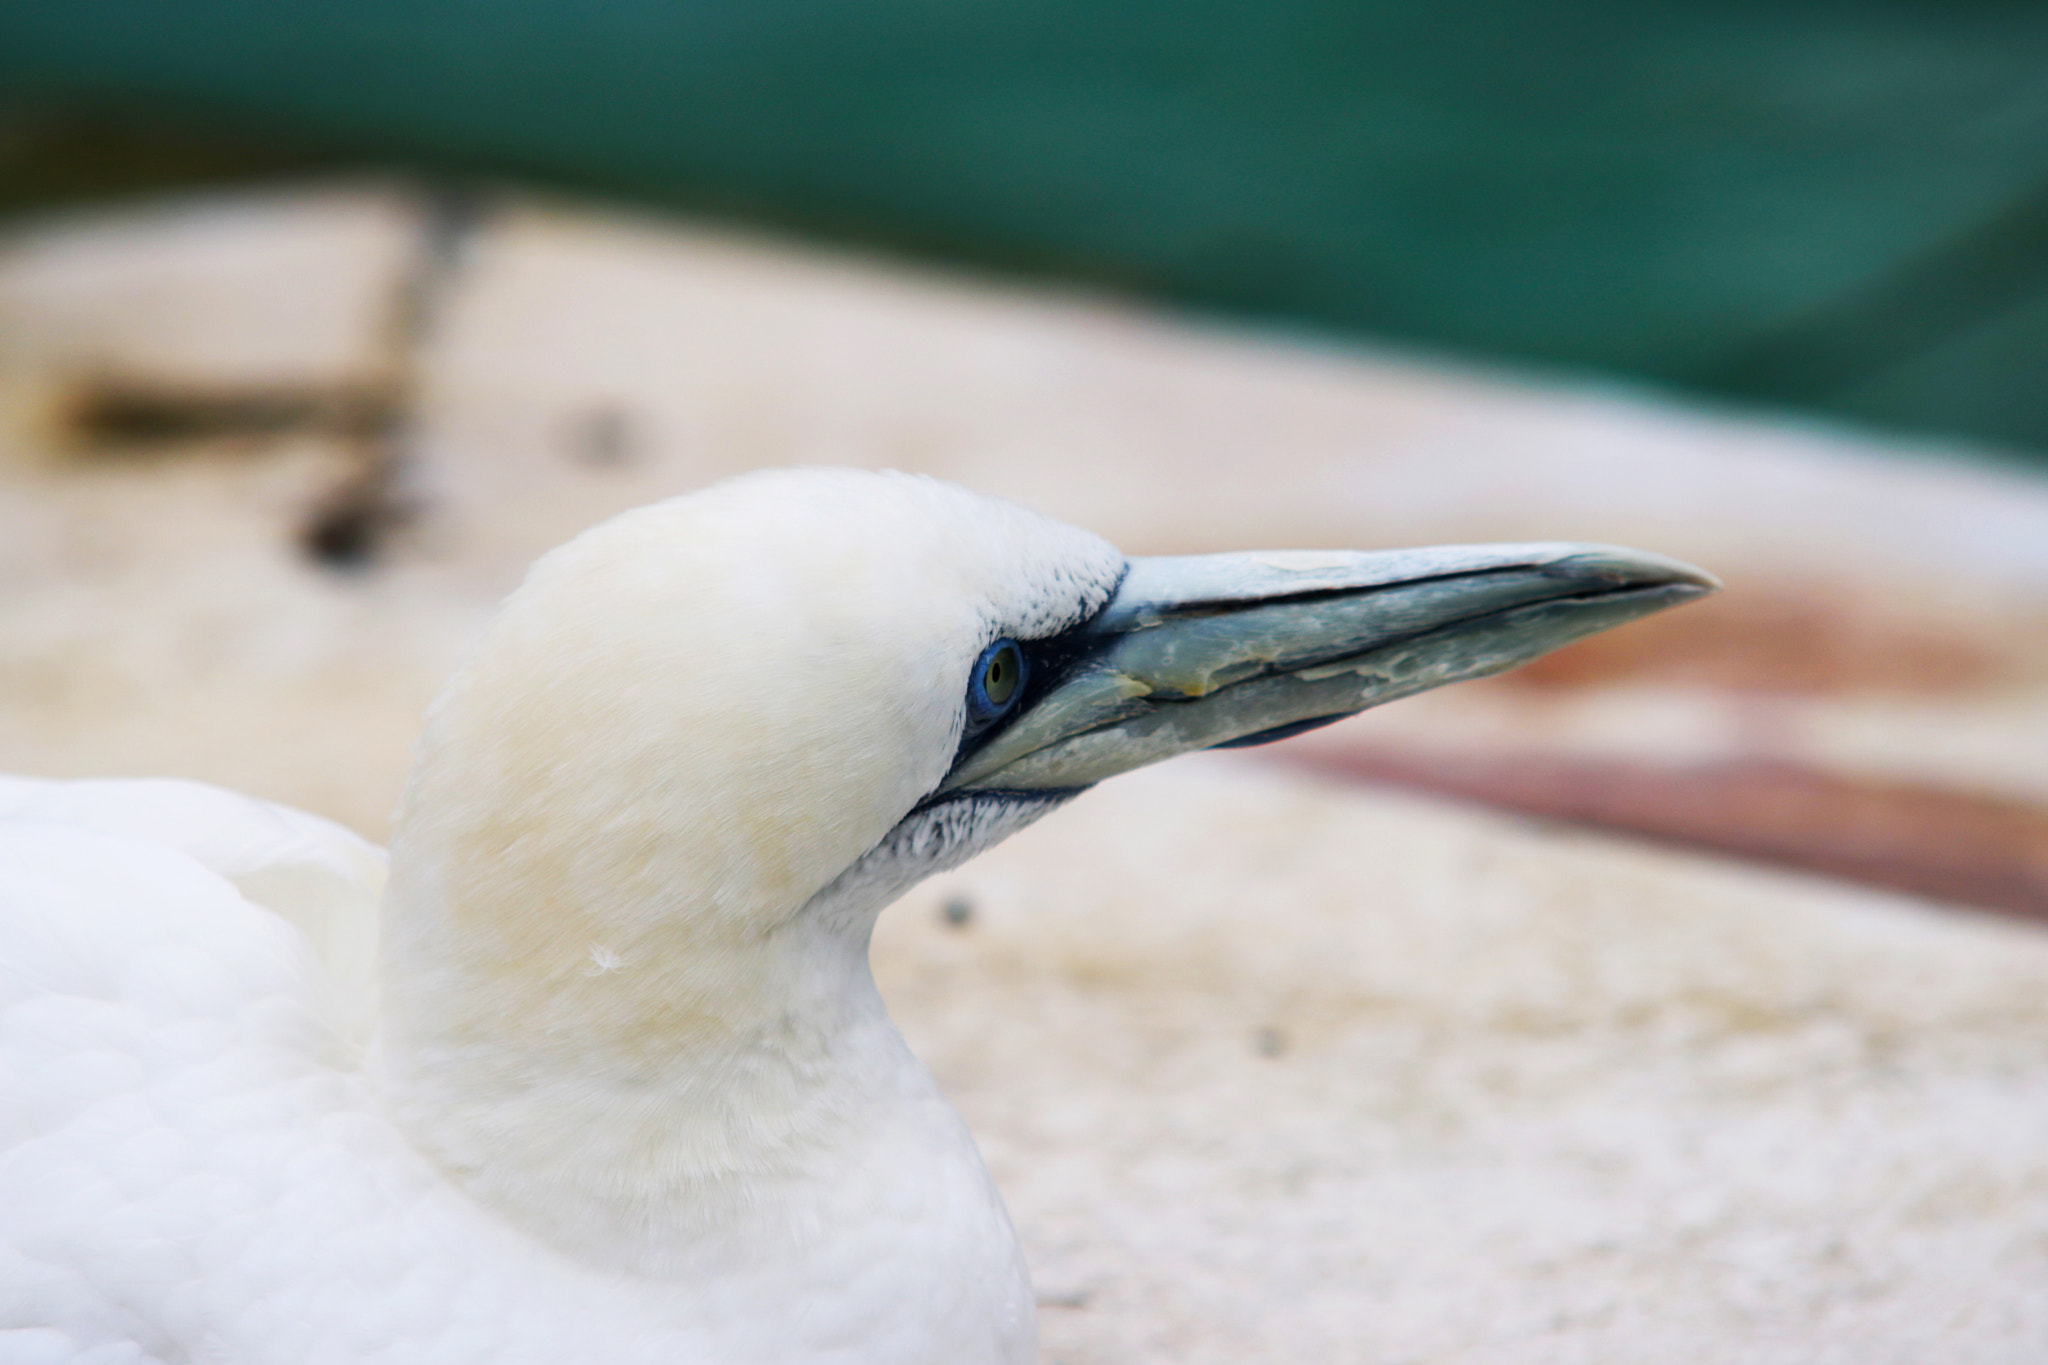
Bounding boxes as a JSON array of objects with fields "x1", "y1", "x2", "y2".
[
  {"x1": 7, "y1": 5, "x2": 2048, "y2": 1359},
  {"x1": 12, "y1": 0, "x2": 2048, "y2": 452},
  {"x1": 6, "y1": 0, "x2": 2048, "y2": 913}
]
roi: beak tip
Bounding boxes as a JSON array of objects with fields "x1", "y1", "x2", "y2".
[
  {"x1": 1664, "y1": 564, "x2": 1723, "y2": 598},
  {"x1": 1556, "y1": 546, "x2": 1721, "y2": 597}
]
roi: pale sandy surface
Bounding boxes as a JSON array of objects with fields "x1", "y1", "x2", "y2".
[
  {"x1": 5, "y1": 186, "x2": 2048, "y2": 1359},
  {"x1": 886, "y1": 759, "x2": 2048, "y2": 1363}
]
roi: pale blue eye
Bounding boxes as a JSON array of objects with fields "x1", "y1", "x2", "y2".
[{"x1": 967, "y1": 640, "x2": 1027, "y2": 727}]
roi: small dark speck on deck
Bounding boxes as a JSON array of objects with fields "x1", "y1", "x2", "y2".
[
  {"x1": 1254, "y1": 1026, "x2": 1288, "y2": 1058},
  {"x1": 565, "y1": 406, "x2": 636, "y2": 468},
  {"x1": 941, "y1": 896, "x2": 974, "y2": 929}
]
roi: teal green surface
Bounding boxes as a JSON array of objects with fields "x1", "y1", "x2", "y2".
[{"x1": 6, "y1": 1, "x2": 2048, "y2": 455}]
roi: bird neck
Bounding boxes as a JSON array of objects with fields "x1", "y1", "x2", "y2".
[{"x1": 371, "y1": 786, "x2": 960, "y2": 1277}]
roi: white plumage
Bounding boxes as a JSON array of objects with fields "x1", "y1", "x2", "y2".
[
  {"x1": 2, "y1": 472, "x2": 1115, "y2": 1364},
  {"x1": 0, "y1": 469, "x2": 1710, "y2": 1363}
]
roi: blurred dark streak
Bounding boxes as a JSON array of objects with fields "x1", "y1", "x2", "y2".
[
  {"x1": 67, "y1": 381, "x2": 398, "y2": 447},
  {"x1": 54, "y1": 183, "x2": 492, "y2": 571},
  {"x1": 299, "y1": 182, "x2": 489, "y2": 569}
]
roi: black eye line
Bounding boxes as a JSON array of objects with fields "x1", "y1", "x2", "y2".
[
  {"x1": 952, "y1": 619, "x2": 1114, "y2": 759},
  {"x1": 946, "y1": 563, "x2": 1133, "y2": 774}
]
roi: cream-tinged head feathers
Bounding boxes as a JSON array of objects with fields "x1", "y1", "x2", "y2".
[
  {"x1": 389, "y1": 468, "x2": 1119, "y2": 981},
  {"x1": 376, "y1": 469, "x2": 1122, "y2": 1297}
]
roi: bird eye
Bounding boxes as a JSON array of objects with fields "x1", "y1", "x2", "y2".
[{"x1": 967, "y1": 640, "x2": 1027, "y2": 726}]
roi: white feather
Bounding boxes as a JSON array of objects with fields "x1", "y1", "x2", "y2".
[{"x1": 1, "y1": 470, "x2": 1126, "y2": 1364}]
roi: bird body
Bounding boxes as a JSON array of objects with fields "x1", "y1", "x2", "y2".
[
  {"x1": 0, "y1": 470, "x2": 1712, "y2": 1362},
  {"x1": 0, "y1": 803, "x2": 1025, "y2": 1365}
]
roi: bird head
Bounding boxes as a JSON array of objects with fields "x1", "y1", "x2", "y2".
[{"x1": 389, "y1": 467, "x2": 1716, "y2": 986}]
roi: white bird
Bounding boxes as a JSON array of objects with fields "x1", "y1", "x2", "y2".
[{"x1": 0, "y1": 469, "x2": 1713, "y2": 1364}]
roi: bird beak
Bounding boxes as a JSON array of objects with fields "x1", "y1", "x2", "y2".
[{"x1": 938, "y1": 542, "x2": 1718, "y2": 796}]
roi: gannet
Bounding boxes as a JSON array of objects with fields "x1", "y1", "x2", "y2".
[{"x1": 0, "y1": 468, "x2": 1713, "y2": 1363}]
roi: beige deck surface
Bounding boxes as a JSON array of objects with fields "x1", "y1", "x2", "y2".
[
  {"x1": 4, "y1": 186, "x2": 2048, "y2": 1360},
  {"x1": 889, "y1": 760, "x2": 2048, "y2": 1363}
]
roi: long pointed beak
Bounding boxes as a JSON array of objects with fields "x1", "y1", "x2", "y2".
[{"x1": 940, "y1": 543, "x2": 1718, "y2": 796}]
